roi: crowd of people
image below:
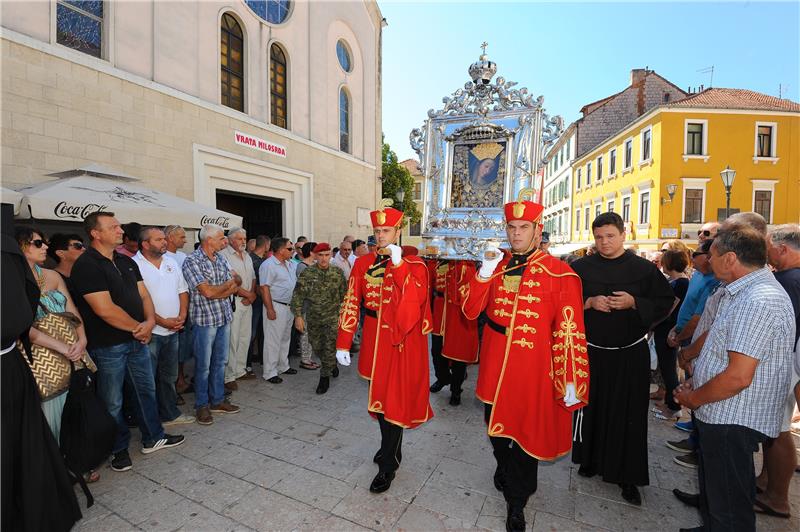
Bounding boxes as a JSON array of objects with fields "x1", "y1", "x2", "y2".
[{"x1": 2, "y1": 199, "x2": 799, "y2": 532}]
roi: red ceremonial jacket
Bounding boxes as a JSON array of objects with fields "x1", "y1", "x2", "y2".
[
  {"x1": 337, "y1": 253, "x2": 434, "y2": 428},
  {"x1": 462, "y1": 249, "x2": 589, "y2": 460},
  {"x1": 426, "y1": 259, "x2": 479, "y2": 362}
]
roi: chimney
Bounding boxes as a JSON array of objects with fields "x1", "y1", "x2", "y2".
[{"x1": 630, "y1": 68, "x2": 648, "y2": 86}]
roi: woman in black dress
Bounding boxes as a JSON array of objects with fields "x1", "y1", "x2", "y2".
[{"x1": 1, "y1": 205, "x2": 82, "y2": 532}]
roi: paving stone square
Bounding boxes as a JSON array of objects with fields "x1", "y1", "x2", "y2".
[{"x1": 73, "y1": 358, "x2": 800, "y2": 531}]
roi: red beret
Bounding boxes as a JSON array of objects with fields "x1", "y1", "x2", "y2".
[{"x1": 312, "y1": 242, "x2": 331, "y2": 253}]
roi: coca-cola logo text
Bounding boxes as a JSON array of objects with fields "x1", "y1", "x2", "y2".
[
  {"x1": 54, "y1": 201, "x2": 108, "y2": 220},
  {"x1": 200, "y1": 215, "x2": 231, "y2": 228}
]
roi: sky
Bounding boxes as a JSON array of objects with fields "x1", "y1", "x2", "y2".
[{"x1": 378, "y1": 1, "x2": 800, "y2": 162}]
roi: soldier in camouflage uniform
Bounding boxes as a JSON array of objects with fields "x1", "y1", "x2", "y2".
[{"x1": 291, "y1": 242, "x2": 348, "y2": 394}]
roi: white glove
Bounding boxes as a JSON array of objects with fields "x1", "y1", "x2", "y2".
[
  {"x1": 478, "y1": 246, "x2": 503, "y2": 279},
  {"x1": 336, "y1": 349, "x2": 351, "y2": 367},
  {"x1": 563, "y1": 382, "x2": 580, "y2": 407},
  {"x1": 386, "y1": 244, "x2": 402, "y2": 266}
]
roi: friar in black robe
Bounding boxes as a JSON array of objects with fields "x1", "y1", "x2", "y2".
[{"x1": 570, "y1": 237, "x2": 674, "y2": 504}]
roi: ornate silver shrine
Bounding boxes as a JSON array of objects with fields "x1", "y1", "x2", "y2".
[{"x1": 410, "y1": 45, "x2": 563, "y2": 260}]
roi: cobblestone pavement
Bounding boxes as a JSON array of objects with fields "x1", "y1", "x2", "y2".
[{"x1": 74, "y1": 356, "x2": 800, "y2": 531}]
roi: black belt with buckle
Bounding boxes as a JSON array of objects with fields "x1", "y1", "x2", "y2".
[
  {"x1": 274, "y1": 301, "x2": 289, "y2": 306},
  {"x1": 486, "y1": 318, "x2": 508, "y2": 336},
  {"x1": 364, "y1": 308, "x2": 378, "y2": 318}
]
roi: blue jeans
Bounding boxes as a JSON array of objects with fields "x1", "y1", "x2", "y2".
[
  {"x1": 193, "y1": 323, "x2": 230, "y2": 409},
  {"x1": 148, "y1": 334, "x2": 181, "y2": 422},
  {"x1": 91, "y1": 341, "x2": 165, "y2": 453},
  {"x1": 178, "y1": 320, "x2": 194, "y2": 363}
]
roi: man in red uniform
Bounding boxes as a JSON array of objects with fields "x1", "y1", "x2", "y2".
[
  {"x1": 335, "y1": 199, "x2": 433, "y2": 494},
  {"x1": 428, "y1": 259, "x2": 480, "y2": 405},
  {"x1": 462, "y1": 192, "x2": 590, "y2": 531}
]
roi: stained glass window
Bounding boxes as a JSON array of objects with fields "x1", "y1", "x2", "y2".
[
  {"x1": 339, "y1": 88, "x2": 350, "y2": 153},
  {"x1": 221, "y1": 13, "x2": 244, "y2": 112},
  {"x1": 336, "y1": 40, "x2": 352, "y2": 72},
  {"x1": 56, "y1": 0, "x2": 103, "y2": 58},
  {"x1": 244, "y1": 0, "x2": 291, "y2": 24},
  {"x1": 270, "y1": 43, "x2": 288, "y2": 129}
]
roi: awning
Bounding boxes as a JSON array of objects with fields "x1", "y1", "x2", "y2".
[
  {"x1": 16, "y1": 175, "x2": 242, "y2": 230},
  {"x1": 1, "y1": 187, "x2": 24, "y2": 216},
  {"x1": 548, "y1": 242, "x2": 590, "y2": 256}
]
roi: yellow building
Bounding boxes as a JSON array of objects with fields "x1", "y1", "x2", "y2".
[{"x1": 570, "y1": 89, "x2": 800, "y2": 250}]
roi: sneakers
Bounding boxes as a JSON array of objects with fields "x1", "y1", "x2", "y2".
[
  {"x1": 674, "y1": 451, "x2": 699, "y2": 469},
  {"x1": 210, "y1": 402, "x2": 240, "y2": 414},
  {"x1": 141, "y1": 434, "x2": 185, "y2": 454},
  {"x1": 665, "y1": 438, "x2": 695, "y2": 453},
  {"x1": 111, "y1": 450, "x2": 133, "y2": 472},
  {"x1": 196, "y1": 406, "x2": 213, "y2": 425},
  {"x1": 674, "y1": 420, "x2": 694, "y2": 433},
  {"x1": 163, "y1": 413, "x2": 196, "y2": 426}
]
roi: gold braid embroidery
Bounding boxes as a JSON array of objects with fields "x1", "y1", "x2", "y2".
[
  {"x1": 551, "y1": 306, "x2": 588, "y2": 385},
  {"x1": 338, "y1": 276, "x2": 360, "y2": 333}
]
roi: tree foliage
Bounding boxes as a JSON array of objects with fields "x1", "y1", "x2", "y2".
[{"x1": 381, "y1": 139, "x2": 422, "y2": 225}]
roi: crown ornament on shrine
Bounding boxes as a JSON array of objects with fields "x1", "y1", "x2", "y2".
[
  {"x1": 470, "y1": 142, "x2": 503, "y2": 161},
  {"x1": 468, "y1": 42, "x2": 497, "y2": 85}
]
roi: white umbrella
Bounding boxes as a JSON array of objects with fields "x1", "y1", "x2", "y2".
[
  {"x1": 1, "y1": 186, "x2": 24, "y2": 216},
  {"x1": 16, "y1": 176, "x2": 242, "y2": 230}
]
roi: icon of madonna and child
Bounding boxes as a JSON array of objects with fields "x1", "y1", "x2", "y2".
[{"x1": 450, "y1": 140, "x2": 506, "y2": 208}]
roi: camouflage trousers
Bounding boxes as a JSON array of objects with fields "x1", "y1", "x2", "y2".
[{"x1": 307, "y1": 320, "x2": 337, "y2": 378}]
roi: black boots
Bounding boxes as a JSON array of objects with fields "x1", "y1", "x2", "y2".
[
  {"x1": 369, "y1": 471, "x2": 395, "y2": 493},
  {"x1": 315, "y1": 376, "x2": 329, "y2": 395},
  {"x1": 505, "y1": 503, "x2": 525, "y2": 531},
  {"x1": 429, "y1": 379, "x2": 449, "y2": 392}
]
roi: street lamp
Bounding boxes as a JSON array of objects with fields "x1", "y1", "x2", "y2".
[
  {"x1": 661, "y1": 183, "x2": 678, "y2": 205},
  {"x1": 720, "y1": 166, "x2": 736, "y2": 219}
]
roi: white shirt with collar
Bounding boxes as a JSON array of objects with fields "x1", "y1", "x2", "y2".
[{"x1": 132, "y1": 252, "x2": 188, "y2": 336}]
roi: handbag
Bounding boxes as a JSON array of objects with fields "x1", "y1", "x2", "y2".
[{"x1": 17, "y1": 303, "x2": 96, "y2": 401}]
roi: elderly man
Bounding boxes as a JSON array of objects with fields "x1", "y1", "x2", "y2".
[
  {"x1": 133, "y1": 227, "x2": 193, "y2": 425},
  {"x1": 71, "y1": 212, "x2": 184, "y2": 471},
  {"x1": 675, "y1": 227, "x2": 795, "y2": 532},
  {"x1": 182, "y1": 224, "x2": 242, "y2": 425},
  {"x1": 332, "y1": 240, "x2": 353, "y2": 278},
  {"x1": 353, "y1": 239, "x2": 368, "y2": 258},
  {"x1": 752, "y1": 224, "x2": 800, "y2": 518},
  {"x1": 259, "y1": 237, "x2": 298, "y2": 383},
  {"x1": 220, "y1": 228, "x2": 256, "y2": 391}
]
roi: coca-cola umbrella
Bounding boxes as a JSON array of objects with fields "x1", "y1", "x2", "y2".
[{"x1": 16, "y1": 175, "x2": 242, "y2": 230}]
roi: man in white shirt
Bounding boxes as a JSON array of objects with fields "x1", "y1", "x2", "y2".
[
  {"x1": 332, "y1": 240, "x2": 353, "y2": 278},
  {"x1": 164, "y1": 224, "x2": 192, "y2": 395},
  {"x1": 259, "y1": 237, "x2": 297, "y2": 383},
  {"x1": 133, "y1": 227, "x2": 194, "y2": 425},
  {"x1": 220, "y1": 227, "x2": 257, "y2": 390}
]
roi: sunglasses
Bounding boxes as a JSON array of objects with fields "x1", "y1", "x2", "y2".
[
  {"x1": 285, "y1": 247, "x2": 294, "y2": 251},
  {"x1": 28, "y1": 239, "x2": 47, "y2": 248},
  {"x1": 68, "y1": 242, "x2": 85, "y2": 250},
  {"x1": 697, "y1": 230, "x2": 711, "y2": 237},
  {"x1": 692, "y1": 251, "x2": 708, "y2": 258}
]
